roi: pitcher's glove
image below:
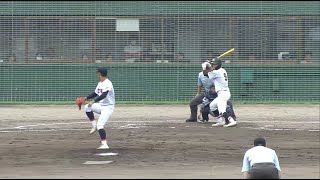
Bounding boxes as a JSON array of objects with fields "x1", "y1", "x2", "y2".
[{"x1": 76, "y1": 97, "x2": 86, "y2": 110}]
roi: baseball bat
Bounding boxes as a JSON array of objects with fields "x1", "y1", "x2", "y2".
[{"x1": 216, "y1": 48, "x2": 235, "y2": 59}]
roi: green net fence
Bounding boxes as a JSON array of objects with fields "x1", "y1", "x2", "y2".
[{"x1": 0, "y1": 1, "x2": 319, "y2": 103}]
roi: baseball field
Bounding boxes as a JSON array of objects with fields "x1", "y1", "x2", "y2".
[{"x1": 0, "y1": 104, "x2": 319, "y2": 179}]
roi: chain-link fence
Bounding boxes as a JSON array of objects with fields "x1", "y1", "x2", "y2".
[{"x1": 0, "y1": 1, "x2": 319, "y2": 103}]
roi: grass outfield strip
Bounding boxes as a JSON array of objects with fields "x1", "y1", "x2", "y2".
[{"x1": 0, "y1": 101, "x2": 319, "y2": 106}]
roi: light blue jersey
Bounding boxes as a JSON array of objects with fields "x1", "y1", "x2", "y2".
[
  {"x1": 242, "y1": 146, "x2": 281, "y2": 172},
  {"x1": 198, "y1": 71, "x2": 215, "y2": 93}
]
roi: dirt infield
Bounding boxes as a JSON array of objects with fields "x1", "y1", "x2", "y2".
[{"x1": 0, "y1": 104, "x2": 319, "y2": 179}]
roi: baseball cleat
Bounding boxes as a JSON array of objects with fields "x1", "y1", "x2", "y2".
[
  {"x1": 216, "y1": 116, "x2": 223, "y2": 123},
  {"x1": 89, "y1": 127, "x2": 97, "y2": 134},
  {"x1": 185, "y1": 118, "x2": 197, "y2": 122},
  {"x1": 97, "y1": 144, "x2": 109, "y2": 149},
  {"x1": 223, "y1": 121, "x2": 237, "y2": 127},
  {"x1": 201, "y1": 119, "x2": 209, "y2": 123},
  {"x1": 212, "y1": 121, "x2": 225, "y2": 127}
]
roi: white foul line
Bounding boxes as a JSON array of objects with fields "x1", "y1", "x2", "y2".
[
  {"x1": 15, "y1": 122, "x2": 88, "y2": 129},
  {"x1": 240, "y1": 127, "x2": 320, "y2": 132},
  {"x1": 12, "y1": 120, "x2": 320, "y2": 130},
  {"x1": 1, "y1": 120, "x2": 317, "y2": 133}
]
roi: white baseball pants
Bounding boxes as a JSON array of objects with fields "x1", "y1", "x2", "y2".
[
  {"x1": 209, "y1": 90, "x2": 231, "y2": 114},
  {"x1": 84, "y1": 103, "x2": 114, "y2": 130}
]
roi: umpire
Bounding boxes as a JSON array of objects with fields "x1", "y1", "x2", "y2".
[
  {"x1": 186, "y1": 61, "x2": 214, "y2": 122},
  {"x1": 241, "y1": 137, "x2": 281, "y2": 179}
]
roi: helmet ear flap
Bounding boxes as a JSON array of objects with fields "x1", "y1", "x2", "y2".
[{"x1": 215, "y1": 64, "x2": 222, "y2": 70}]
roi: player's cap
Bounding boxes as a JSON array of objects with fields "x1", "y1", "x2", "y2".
[
  {"x1": 97, "y1": 67, "x2": 108, "y2": 76},
  {"x1": 254, "y1": 137, "x2": 266, "y2": 147}
]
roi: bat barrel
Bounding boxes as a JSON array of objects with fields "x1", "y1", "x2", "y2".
[{"x1": 217, "y1": 48, "x2": 235, "y2": 59}]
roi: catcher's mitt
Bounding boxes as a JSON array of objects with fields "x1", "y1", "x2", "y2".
[{"x1": 76, "y1": 97, "x2": 86, "y2": 110}]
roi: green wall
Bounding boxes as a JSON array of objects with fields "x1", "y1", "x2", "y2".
[
  {"x1": 0, "y1": 1, "x2": 319, "y2": 16},
  {"x1": 0, "y1": 64, "x2": 319, "y2": 103}
]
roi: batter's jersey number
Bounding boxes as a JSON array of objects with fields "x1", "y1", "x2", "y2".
[{"x1": 223, "y1": 73, "x2": 228, "y2": 81}]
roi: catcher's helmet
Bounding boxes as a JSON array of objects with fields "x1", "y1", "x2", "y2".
[
  {"x1": 97, "y1": 67, "x2": 108, "y2": 77},
  {"x1": 210, "y1": 58, "x2": 222, "y2": 70}
]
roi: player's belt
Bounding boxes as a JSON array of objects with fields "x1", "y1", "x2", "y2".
[
  {"x1": 252, "y1": 162, "x2": 275, "y2": 168},
  {"x1": 101, "y1": 104, "x2": 115, "y2": 106}
]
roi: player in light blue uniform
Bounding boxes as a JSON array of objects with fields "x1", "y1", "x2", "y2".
[{"x1": 186, "y1": 61, "x2": 215, "y2": 122}]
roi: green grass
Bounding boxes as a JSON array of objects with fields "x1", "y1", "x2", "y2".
[{"x1": 0, "y1": 101, "x2": 318, "y2": 106}]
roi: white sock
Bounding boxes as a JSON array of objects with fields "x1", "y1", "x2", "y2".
[
  {"x1": 91, "y1": 120, "x2": 97, "y2": 127},
  {"x1": 228, "y1": 117, "x2": 235, "y2": 123},
  {"x1": 101, "y1": 140, "x2": 107, "y2": 145}
]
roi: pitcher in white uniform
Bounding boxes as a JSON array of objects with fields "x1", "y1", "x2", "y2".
[
  {"x1": 82, "y1": 67, "x2": 115, "y2": 149},
  {"x1": 208, "y1": 58, "x2": 237, "y2": 127}
]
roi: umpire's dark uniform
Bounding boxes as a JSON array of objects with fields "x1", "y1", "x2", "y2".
[
  {"x1": 249, "y1": 163, "x2": 280, "y2": 179},
  {"x1": 186, "y1": 69, "x2": 214, "y2": 122},
  {"x1": 242, "y1": 138, "x2": 281, "y2": 179}
]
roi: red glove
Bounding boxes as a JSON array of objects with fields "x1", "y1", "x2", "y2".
[{"x1": 76, "y1": 97, "x2": 86, "y2": 110}]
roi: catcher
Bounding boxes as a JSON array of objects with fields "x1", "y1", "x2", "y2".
[
  {"x1": 76, "y1": 67, "x2": 115, "y2": 149},
  {"x1": 198, "y1": 84, "x2": 237, "y2": 125}
]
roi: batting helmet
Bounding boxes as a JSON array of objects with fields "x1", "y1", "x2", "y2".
[
  {"x1": 97, "y1": 67, "x2": 108, "y2": 77},
  {"x1": 210, "y1": 58, "x2": 222, "y2": 70}
]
